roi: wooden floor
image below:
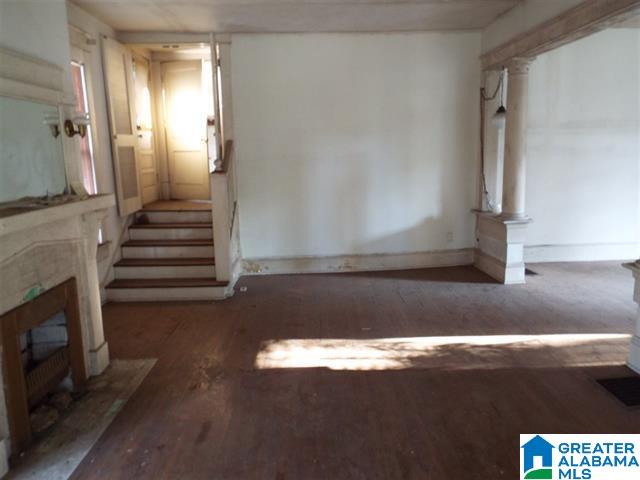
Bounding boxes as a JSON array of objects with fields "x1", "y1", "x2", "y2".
[
  {"x1": 142, "y1": 200, "x2": 212, "y2": 211},
  {"x1": 71, "y1": 262, "x2": 639, "y2": 479}
]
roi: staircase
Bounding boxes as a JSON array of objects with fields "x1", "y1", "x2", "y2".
[{"x1": 106, "y1": 203, "x2": 230, "y2": 302}]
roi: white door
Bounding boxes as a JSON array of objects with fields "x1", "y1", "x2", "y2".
[
  {"x1": 101, "y1": 37, "x2": 142, "y2": 216},
  {"x1": 162, "y1": 60, "x2": 210, "y2": 200},
  {"x1": 133, "y1": 54, "x2": 159, "y2": 205}
]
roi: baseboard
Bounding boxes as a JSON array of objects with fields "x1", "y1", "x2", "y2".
[
  {"x1": 524, "y1": 242, "x2": 640, "y2": 263},
  {"x1": 242, "y1": 248, "x2": 474, "y2": 276}
]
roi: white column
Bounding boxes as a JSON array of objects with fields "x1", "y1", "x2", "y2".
[
  {"x1": 501, "y1": 57, "x2": 531, "y2": 220},
  {"x1": 474, "y1": 57, "x2": 533, "y2": 285},
  {"x1": 624, "y1": 261, "x2": 640, "y2": 374}
]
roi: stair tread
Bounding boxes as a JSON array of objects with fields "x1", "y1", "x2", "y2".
[
  {"x1": 115, "y1": 257, "x2": 216, "y2": 267},
  {"x1": 130, "y1": 222, "x2": 212, "y2": 229},
  {"x1": 107, "y1": 278, "x2": 228, "y2": 289},
  {"x1": 122, "y1": 239, "x2": 213, "y2": 247},
  {"x1": 139, "y1": 200, "x2": 212, "y2": 213}
]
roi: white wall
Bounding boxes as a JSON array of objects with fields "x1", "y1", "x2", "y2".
[
  {"x1": 525, "y1": 28, "x2": 640, "y2": 261},
  {"x1": 232, "y1": 33, "x2": 481, "y2": 262},
  {"x1": 0, "y1": 0, "x2": 71, "y2": 73}
]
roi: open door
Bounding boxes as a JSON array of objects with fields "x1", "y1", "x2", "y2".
[
  {"x1": 102, "y1": 37, "x2": 142, "y2": 216},
  {"x1": 162, "y1": 60, "x2": 211, "y2": 200},
  {"x1": 132, "y1": 54, "x2": 159, "y2": 205}
]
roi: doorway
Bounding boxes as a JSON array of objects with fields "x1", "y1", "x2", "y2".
[
  {"x1": 162, "y1": 59, "x2": 212, "y2": 200},
  {"x1": 104, "y1": 40, "x2": 219, "y2": 213}
]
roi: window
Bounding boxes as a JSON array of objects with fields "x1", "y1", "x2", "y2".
[
  {"x1": 70, "y1": 61, "x2": 97, "y2": 195},
  {"x1": 71, "y1": 57, "x2": 103, "y2": 243}
]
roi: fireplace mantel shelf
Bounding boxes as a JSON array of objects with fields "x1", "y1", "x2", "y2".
[{"x1": 0, "y1": 194, "x2": 115, "y2": 238}]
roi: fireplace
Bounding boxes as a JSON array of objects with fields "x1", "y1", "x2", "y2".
[{"x1": 0, "y1": 278, "x2": 87, "y2": 453}]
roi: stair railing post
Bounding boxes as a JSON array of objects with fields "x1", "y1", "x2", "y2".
[{"x1": 211, "y1": 171, "x2": 231, "y2": 282}]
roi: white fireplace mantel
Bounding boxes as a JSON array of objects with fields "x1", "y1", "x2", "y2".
[
  {"x1": 0, "y1": 193, "x2": 115, "y2": 465},
  {"x1": 0, "y1": 194, "x2": 114, "y2": 238}
]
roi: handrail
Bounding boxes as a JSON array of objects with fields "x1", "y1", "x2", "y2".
[{"x1": 214, "y1": 140, "x2": 234, "y2": 174}]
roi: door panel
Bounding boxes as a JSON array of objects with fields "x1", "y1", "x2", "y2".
[
  {"x1": 162, "y1": 60, "x2": 210, "y2": 200},
  {"x1": 133, "y1": 55, "x2": 159, "y2": 205},
  {"x1": 102, "y1": 37, "x2": 142, "y2": 216},
  {"x1": 118, "y1": 146, "x2": 138, "y2": 199}
]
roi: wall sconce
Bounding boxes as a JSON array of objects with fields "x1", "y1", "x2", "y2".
[
  {"x1": 64, "y1": 113, "x2": 90, "y2": 138},
  {"x1": 491, "y1": 69, "x2": 507, "y2": 130},
  {"x1": 492, "y1": 105, "x2": 507, "y2": 130},
  {"x1": 43, "y1": 113, "x2": 60, "y2": 138}
]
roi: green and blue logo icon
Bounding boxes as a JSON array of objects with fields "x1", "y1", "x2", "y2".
[{"x1": 521, "y1": 435, "x2": 554, "y2": 479}]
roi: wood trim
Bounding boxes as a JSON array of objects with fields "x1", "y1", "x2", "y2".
[
  {"x1": 0, "y1": 47, "x2": 69, "y2": 105},
  {"x1": 68, "y1": 25, "x2": 96, "y2": 52},
  {"x1": 242, "y1": 248, "x2": 475, "y2": 276},
  {"x1": 1, "y1": 311, "x2": 30, "y2": 453},
  {"x1": 481, "y1": 0, "x2": 640, "y2": 70}
]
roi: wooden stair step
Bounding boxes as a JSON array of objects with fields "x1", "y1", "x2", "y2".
[
  {"x1": 140, "y1": 200, "x2": 211, "y2": 212},
  {"x1": 115, "y1": 257, "x2": 215, "y2": 267},
  {"x1": 130, "y1": 223, "x2": 212, "y2": 229},
  {"x1": 107, "y1": 278, "x2": 228, "y2": 289},
  {"x1": 122, "y1": 239, "x2": 213, "y2": 247}
]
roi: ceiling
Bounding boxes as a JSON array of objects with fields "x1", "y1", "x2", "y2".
[
  {"x1": 71, "y1": 0, "x2": 521, "y2": 33},
  {"x1": 612, "y1": 13, "x2": 640, "y2": 28}
]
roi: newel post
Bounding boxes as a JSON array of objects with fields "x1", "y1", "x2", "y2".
[{"x1": 211, "y1": 172, "x2": 231, "y2": 282}]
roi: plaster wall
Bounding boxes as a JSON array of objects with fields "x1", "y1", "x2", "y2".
[
  {"x1": 0, "y1": 0, "x2": 71, "y2": 74},
  {"x1": 232, "y1": 33, "x2": 481, "y2": 261},
  {"x1": 482, "y1": 28, "x2": 640, "y2": 262},
  {"x1": 525, "y1": 27, "x2": 640, "y2": 261}
]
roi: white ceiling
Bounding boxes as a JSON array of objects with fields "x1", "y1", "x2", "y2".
[
  {"x1": 71, "y1": 0, "x2": 521, "y2": 33},
  {"x1": 612, "y1": 13, "x2": 640, "y2": 28}
]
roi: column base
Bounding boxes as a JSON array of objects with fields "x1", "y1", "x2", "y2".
[
  {"x1": 623, "y1": 262, "x2": 640, "y2": 374},
  {"x1": 89, "y1": 341, "x2": 110, "y2": 376},
  {"x1": 474, "y1": 213, "x2": 531, "y2": 284},
  {"x1": 628, "y1": 336, "x2": 640, "y2": 375}
]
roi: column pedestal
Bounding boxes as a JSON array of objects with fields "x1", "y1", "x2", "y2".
[
  {"x1": 475, "y1": 213, "x2": 530, "y2": 284},
  {"x1": 623, "y1": 262, "x2": 640, "y2": 374}
]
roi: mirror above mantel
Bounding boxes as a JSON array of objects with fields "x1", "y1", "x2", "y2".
[
  {"x1": 0, "y1": 95, "x2": 67, "y2": 203},
  {"x1": 0, "y1": 47, "x2": 74, "y2": 206}
]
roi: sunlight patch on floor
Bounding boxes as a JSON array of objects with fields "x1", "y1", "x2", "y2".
[{"x1": 255, "y1": 334, "x2": 632, "y2": 371}]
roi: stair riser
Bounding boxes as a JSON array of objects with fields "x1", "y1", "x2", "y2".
[
  {"x1": 122, "y1": 245, "x2": 215, "y2": 259},
  {"x1": 107, "y1": 286, "x2": 229, "y2": 302},
  {"x1": 114, "y1": 264, "x2": 216, "y2": 279},
  {"x1": 129, "y1": 228, "x2": 213, "y2": 241},
  {"x1": 137, "y1": 211, "x2": 211, "y2": 223}
]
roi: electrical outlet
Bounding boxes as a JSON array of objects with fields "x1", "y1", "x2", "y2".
[{"x1": 446, "y1": 232, "x2": 454, "y2": 243}]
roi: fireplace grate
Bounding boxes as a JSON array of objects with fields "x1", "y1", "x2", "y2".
[{"x1": 25, "y1": 348, "x2": 70, "y2": 408}]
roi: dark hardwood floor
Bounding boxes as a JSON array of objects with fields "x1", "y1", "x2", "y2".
[{"x1": 71, "y1": 262, "x2": 639, "y2": 479}]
